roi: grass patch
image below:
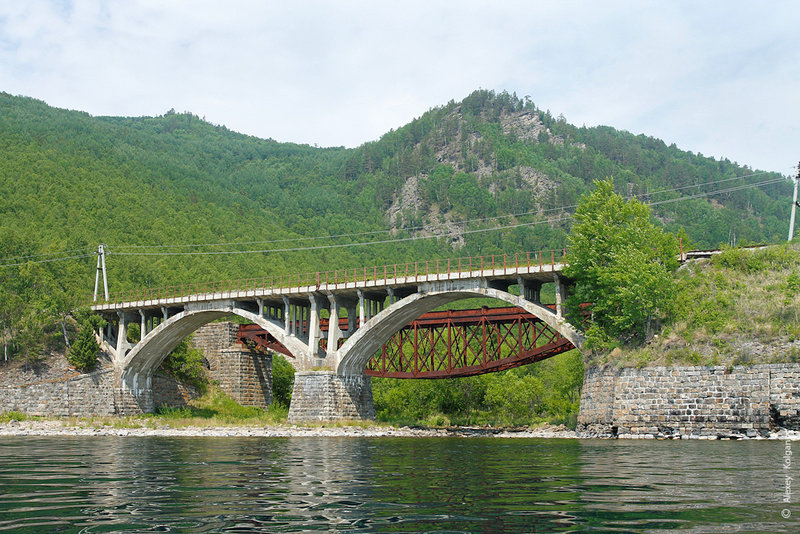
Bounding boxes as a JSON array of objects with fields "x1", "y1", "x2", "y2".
[
  {"x1": 150, "y1": 385, "x2": 289, "y2": 426},
  {"x1": 607, "y1": 243, "x2": 800, "y2": 368},
  {"x1": 0, "y1": 411, "x2": 28, "y2": 423}
]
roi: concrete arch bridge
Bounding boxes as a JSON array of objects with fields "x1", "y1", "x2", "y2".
[{"x1": 91, "y1": 251, "x2": 584, "y2": 421}]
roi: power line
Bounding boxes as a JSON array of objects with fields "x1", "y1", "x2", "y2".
[
  {"x1": 0, "y1": 253, "x2": 95, "y2": 268},
  {"x1": 0, "y1": 247, "x2": 93, "y2": 262},
  {"x1": 647, "y1": 176, "x2": 787, "y2": 207},
  {"x1": 106, "y1": 174, "x2": 789, "y2": 258},
  {"x1": 0, "y1": 170, "x2": 791, "y2": 266},
  {"x1": 106, "y1": 215, "x2": 575, "y2": 257},
  {"x1": 107, "y1": 170, "x2": 786, "y2": 253},
  {"x1": 635, "y1": 170, "x2": 773, "y2": 199}
]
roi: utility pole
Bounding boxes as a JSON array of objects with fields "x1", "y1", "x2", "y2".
[
  {"x1": 790, "y1": 162, "x2": 800, "y2": 242},
  {"x1": 93, "y1": 244, "x2": 109, "y2": 302}
]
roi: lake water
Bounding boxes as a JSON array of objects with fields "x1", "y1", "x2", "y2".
[{"x1": 0, "y1": 436, "x2": 796, "y2": 532}]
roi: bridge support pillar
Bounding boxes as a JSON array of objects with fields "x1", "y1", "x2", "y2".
[
  {"x1": 287, "y1": 371, "x2": 374, "y2": 423},
  {"x1": 307, "y1": 295, "x2": 323, "y2": 364},
  {"x1": 326, "y1": 294, "x2": 343, "y2": 357},
  {"x1": 554, "y1": 273, "x2": 567, "y2": 318},
  {"x1": 115, "y1": 311, "x2": 135, "y2": 363}
]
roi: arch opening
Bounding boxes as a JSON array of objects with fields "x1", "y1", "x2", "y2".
[
  {"x1": 336, "y1": 287, "x2": 583, "y2": 376},
  {"x1": 121, "y1": 307, "x2": 308, "y2": 386}
]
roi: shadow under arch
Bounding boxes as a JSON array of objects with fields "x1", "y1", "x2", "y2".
[
  {"x1": 120, "y1": 306, "x2": 309, "y2": 392},
  {"x1": 336, "y1": 287, "x2": 584, "y2": 376}
]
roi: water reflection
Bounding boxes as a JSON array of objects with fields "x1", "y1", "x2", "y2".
[{"x1": 0, "y1": 436, "x2": 797, "y2": 532}]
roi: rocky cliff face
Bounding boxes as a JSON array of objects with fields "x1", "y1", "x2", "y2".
[{"x1": 384, "y1": 106, "x2": 565, "y2": 249}]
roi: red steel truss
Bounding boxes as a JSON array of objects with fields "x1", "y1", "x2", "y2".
[
  {"x1": 238, "y1": 324, "x2": 295, "y2": 358},
  {"x1": 364, "y1": 306, "x2": 574, "y2": 378},
  {"x1": 237, "y1": 305, "x2": 575, "y2": 378}
]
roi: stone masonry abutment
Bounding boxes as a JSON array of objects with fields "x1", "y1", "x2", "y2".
[{"x1": 579, "y1": 364, "x2": 800, "y2": 438}]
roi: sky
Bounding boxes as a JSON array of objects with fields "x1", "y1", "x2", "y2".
[{"x1": 0, "y1": 1, "x2": 798, "y2": 175}]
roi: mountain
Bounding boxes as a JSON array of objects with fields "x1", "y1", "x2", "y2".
[{"x1": 0, "y1": 89, "x2": 793, "y2": 354}]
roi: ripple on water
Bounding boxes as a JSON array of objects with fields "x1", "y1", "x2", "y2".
[{"x1": 0, "y1": 436, "x2": 797, "y2": 532}]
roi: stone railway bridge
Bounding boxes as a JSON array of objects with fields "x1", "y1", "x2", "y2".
[{"x1": 91, "y1": 251, "x2": 584, "y2": 421}]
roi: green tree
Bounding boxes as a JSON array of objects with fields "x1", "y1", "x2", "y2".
[
  {"x1": 67, "y1": 313, "x2": 105, "y2": 372},
  {"x1": 564, "y1": 179, "x2": 679, "y2": 348}
]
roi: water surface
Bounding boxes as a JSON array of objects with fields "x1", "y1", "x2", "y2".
[{"x1": 0, "y1": 436, "x2": 796, "y2": 532}]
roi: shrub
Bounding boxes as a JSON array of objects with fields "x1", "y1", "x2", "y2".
[
  {"x1": 158, "y1": 337, "x2": 208, "y2": 390},
  {"x1": 272, "y1": 355, "x2": 295, "y2": 408},
  {"x1": 67, "y1": 315, "x2": 105, "y2": 372}
]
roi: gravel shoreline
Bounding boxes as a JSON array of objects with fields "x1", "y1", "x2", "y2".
[
  {"x1": 0, "y1": 420, "x2": 582, "y2": 439},
  {"x1": 2, "y1": 420, "x2": 799, "y2": 440}
]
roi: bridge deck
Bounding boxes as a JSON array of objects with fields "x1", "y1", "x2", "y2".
[{"x1": 92, "y1": 250, "x2": 567, "y2": 313}]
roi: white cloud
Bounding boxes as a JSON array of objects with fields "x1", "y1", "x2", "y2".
[{"x1": 0, "y1": 0, "x2": 797, "y2": 173}]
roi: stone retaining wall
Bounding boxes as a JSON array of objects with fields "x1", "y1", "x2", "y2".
[
  {"x1": 0, "y1": 368, "x2": 196, "y2": 417},
  {"x1": 579, "y1": 364, "x2": 800, "y2": 438}
]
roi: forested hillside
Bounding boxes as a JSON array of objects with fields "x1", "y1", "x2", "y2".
[{"x1": 0, "y1": 89, "x2": 792, "y2": 375}]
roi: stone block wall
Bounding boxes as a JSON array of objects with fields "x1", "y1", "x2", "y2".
[
  {"x1": 213, "y1": 349, "x2": 272, "y2": 408},
  {"x1": 192, "y1": 322, "x2": 272, "y2": 408},
  {"x1": 288, "y1": 371, "x2": 374, "y2": 423},
  {"x1": 0, "y1": 369, "x2": 197, "y2": 417},
  {"x1": 579, "y1": 364, "x2": 800, "y2": 438}
]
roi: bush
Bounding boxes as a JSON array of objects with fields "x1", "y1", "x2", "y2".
[
  {"x1": 272, "y1": 355, "x2": 295, "y2": 407},
  {"x1": 158, "y1": 337, "x2": 208, "y2": 390}
]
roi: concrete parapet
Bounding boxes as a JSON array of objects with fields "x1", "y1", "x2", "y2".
[{"x1": 287, "y1": 371, "x2": 374, "y2": 423}]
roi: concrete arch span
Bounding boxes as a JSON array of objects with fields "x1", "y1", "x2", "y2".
[
  {"x1": 120, "y1": 305, "x2": 308, "y2": 394},
  {"x1": 336, "y1": 286, "x2": 584, "y2": 376}
]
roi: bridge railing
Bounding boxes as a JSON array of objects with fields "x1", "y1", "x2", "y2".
[{"x1": 93, "y1": 249, "x2": 568, "y2": 306}]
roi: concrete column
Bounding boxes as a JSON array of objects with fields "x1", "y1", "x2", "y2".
[
  {"x1": 116, "y1": 311, "x2": 130, "y2": 358},
  {"x1": 307, "y1": 295, "x2": 322, "y2": 361},
  {"x1": 282, "y1": 297, "x2": 290, "y2": 335},
  {"x1": 326, "y1": 294, "x2": 343, "y2": 355},
  {"x1": 256, "y1": 298, "x2": 264, "y2": 318},
  {"x1": 387, "y1": 288, "x2": 396, "y2": 305},
  {"x1": 554, "y1": 273, "x2": 566, "y2": 318},
  {"x1": 519, "y1": 277, "x2": 541, "y2": 304},
  {"x1": 346, "y1": 303, "x2": 358, "y2": 335},
  {"x1": 139, "y1": 310, "x2": 147, "y2": 339},
  {"x1": 161, "y1": 307, "x2": 169, "y2": 321},
  {"x1": 357, "y1": 289, "x2": 366, "y2": 326},
  {"x1": 104, "y1": 321, "x2": 114, "y2": 346}
]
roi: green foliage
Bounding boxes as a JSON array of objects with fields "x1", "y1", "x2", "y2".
[
  {"x1": 153, "y1": 385, "x2": 288, "y2": 425},
  {"x1": 565, "y1": 179, "x2": 679, "y2": 348},
  {"x1": 0, "y1": 411, "x2": 27, "y2": 422},
  {"x1": 271, "y1": 355, "x2": 295, "y2": 407},
  {"x1": 157, "y1": 337, "x2": 208, "y2": 390},
  {"x1": 712, "y1": 245, "x2": 798, "y2": 274},
  {"x1": 606, "y1": 243, "x2": 800, "y2": 368},
  {"x1": 372, "y1": 350, "x2": 583, "y2": 426},
  {"x1": 0, "y1": 89, "x2": 793, "y2": 424},
  {"x1": 67, "y1": 313, "x2": 106, "y2": 372}
]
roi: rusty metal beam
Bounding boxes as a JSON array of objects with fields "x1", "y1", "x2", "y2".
[{"x1": 237, "y1": 305, "x2": 575, "y2": 377}]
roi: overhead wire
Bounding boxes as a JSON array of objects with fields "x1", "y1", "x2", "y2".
[
  {"x1": 107, "y1": 214, "x2": 576, "y2": 256},
  {"x1": 107, "y1": 169, "x2": 785, "y2": 253},
  {"x1": 106, "y1": 172, "x2": 788, "y2": 257},
  {"x1": 0, "y1": 169, "x2": 791, "y2": 266},
  {"x1": 0, "y1": 253, "x2": 95, "y2": 268}
]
